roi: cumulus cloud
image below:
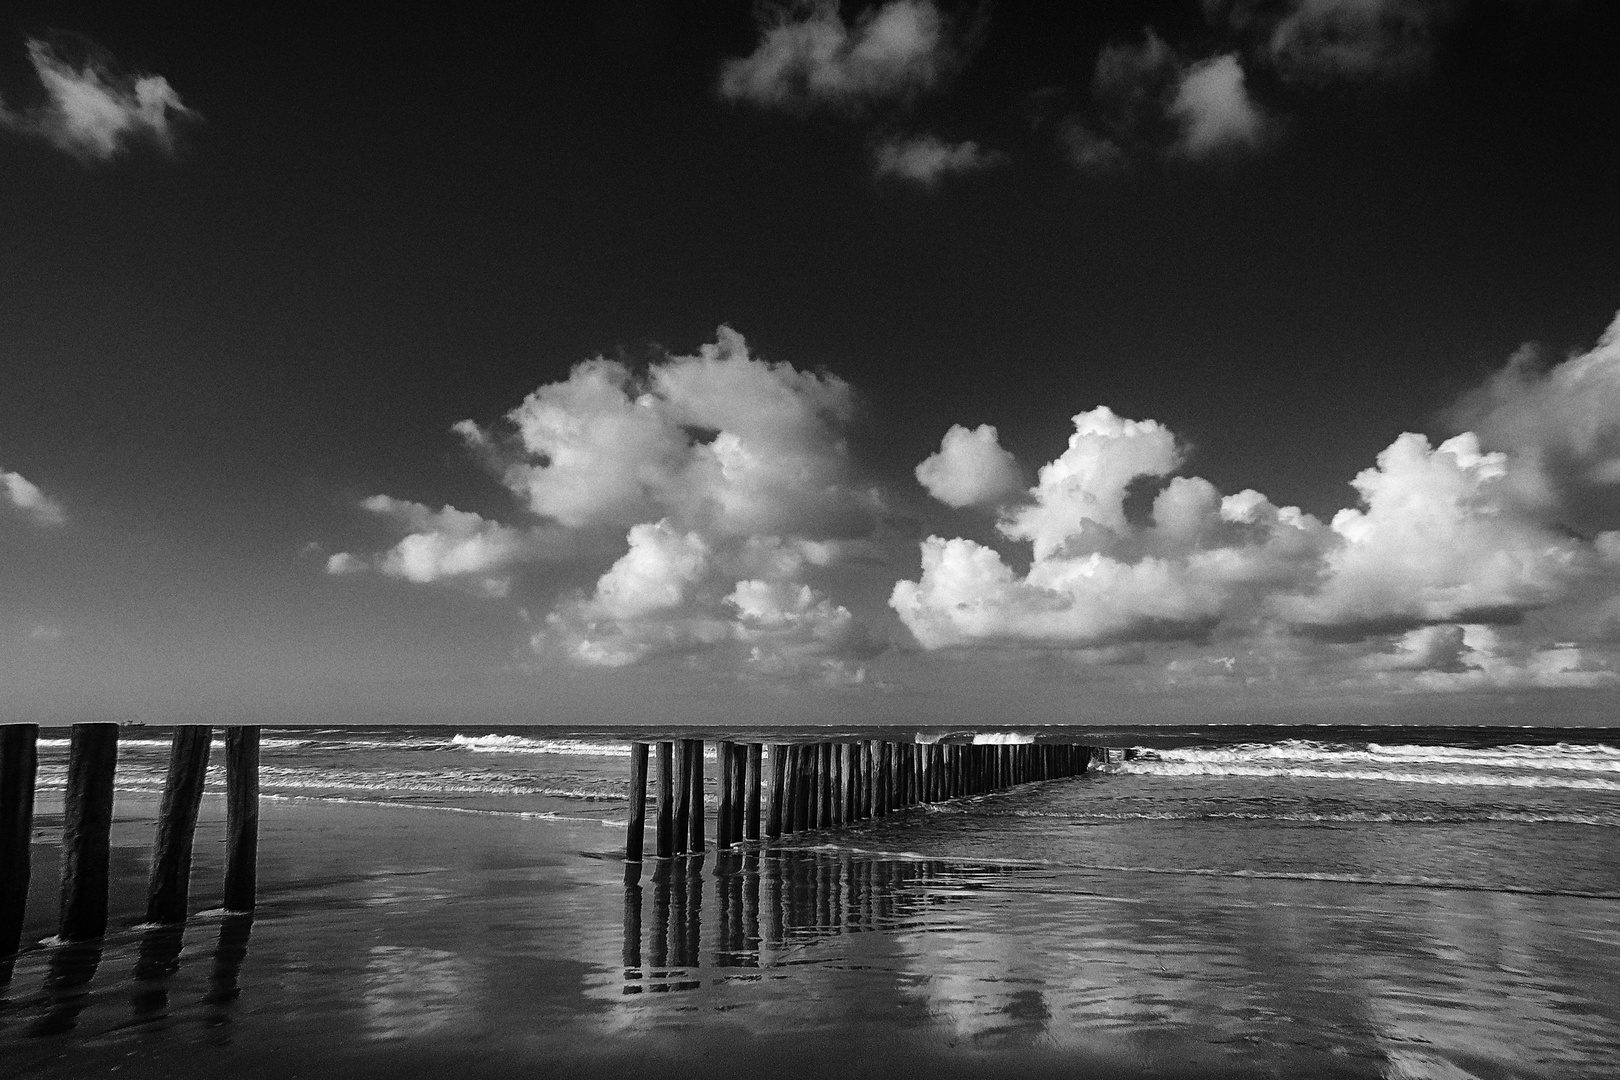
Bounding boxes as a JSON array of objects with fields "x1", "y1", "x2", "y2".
[
  {"x1": 914, "y1": 424, "x2": 1023, "y2": 508},
  {"x1": 1443, "y1": 309, "x2": 1620, "y2": 530},
  {"x1": 1167, "y1": 54, "x2": 1269, "y2": 157},
  {"x1": 2, "y1": 467, "x2": 66, "y2": 526},
  {"x1": 328, "y1": 496, "x2": 568, "y2": 599},
  {"x1": 894, "y1": 316, "x2": 1620, "y2": 657},
  {"x1": 873, "y1": 134, "x2": 1000, "y2": 184},
  {"x1": 338, "y1": 329, "x2": 882, "y2": 683},
  {"x1": 719, "y1": 0, "x2": 958, "y2": 112},
  {"x1": 0, "y1": 36, "x2": 195, "y2": 163}
]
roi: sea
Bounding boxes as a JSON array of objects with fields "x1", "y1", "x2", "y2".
[{"x1": 4, "y1": 723, "x2": 1619, "y2": 1079}]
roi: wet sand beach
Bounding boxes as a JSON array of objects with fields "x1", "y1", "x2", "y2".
[{"x1": 5, "y1": 742, "x2": 1619, "y2": 1080}]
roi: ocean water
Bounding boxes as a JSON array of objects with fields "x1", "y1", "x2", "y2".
[{"x1": 4, "y1": 724, "x2": 1619, "y2": 1079}]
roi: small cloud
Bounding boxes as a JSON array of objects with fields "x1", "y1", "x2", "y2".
[
  {"x1": 1167, "y1": 54, "x2": 1270, "y2": 158},
  {"x1": 325, "y1": 551, "x2": 367, "y2": 576},
  {"x1": 28, "y1": 624, "x2": 64, "y2": 642},
  {"x1": 719, "y1": 0, "x2": 958, "y2": 112},
  {"x1": 1060, "y1": 122, "x2": 1127, "y2": 175},
  {"x1": 873, "y1": 134, "x2": 1001, "y2": 185},
  {"x1": 1, "y1": 467, "x2": 66, "y2": 526},
  {"x1": 0, "y1": 35, "x2": 197, "y2": 163},
  {"x1": 915, "y1": 423, "x2": 1024, "y2": 508},
  {"x1": 1263, "y1": 0, "x2": 1452, "y2": 82}
]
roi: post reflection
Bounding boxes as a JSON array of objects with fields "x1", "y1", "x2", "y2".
[
  {"x1": 131, "y1": 923, "x2": 187, "y2": 1022},
  {"x1": 620, "y1": 849, "x2": 967, "y2": 994},
  {"x1": 27, "y1": 940, "x2": 103, "y2": 1037},
  {"x1": 203, "y1": 914, "x2": 254, "y2": 1032}
]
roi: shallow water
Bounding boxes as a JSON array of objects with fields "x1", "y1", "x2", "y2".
[{"x1": 3, "y1": 725, "x2": 1618, "y2": 1078}]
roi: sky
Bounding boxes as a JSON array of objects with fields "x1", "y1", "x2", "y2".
[{"x1": 2, "y1": 1, "x2": 1619, "y2": 727}]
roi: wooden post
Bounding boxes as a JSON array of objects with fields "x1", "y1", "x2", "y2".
[
  {"x1": 626, "y1": 743, "x2": 649, "y2": 861},
  {"x1": 688, "y1": 740, "x2": 705, "y2": 852},
  {"x1": 781, "y1": 745, "x2": 799, "y2": 834},
  {"x1": 766, "y1": 745, "x2": 785, "y2": 839},
  {"x1": 863, "y1": 741, "x2": 876, "y2": 818},
  {"x1": 874, "y1": 743, "x2": 888, "y2": 817},
  {"x1": 655, "y1": 742, "x2": 674, "y2": 858},
  {"x1": 745, "y1": 744, "x2": 762, "y2": 841},
  {"x1": 731, "y1": 743, "x2": 747, "y2": 841},
  {"x1": 1, "y1": 724, "x2": 39, "y2": 960},
  {"x1": 147, "y1": 725, "x2": 213, "y2": 925},
  {"x1": 222, "y1": 727, "x2": 259, "y2": 913},
  {"x1": 796, "y1": 744, "x2": 814, "y2": 830},
  {"x1": 815, "y1": 743, "x2": 830, "y2": 828},
  {"x1": 717, "y1": 740, "x2": 735, "y2": 847},
  {"x1": 59, "y1": 723, "x2": 118, "y2": 942},
  {"x1": 673, "y1": 741, "x2": 692, "y2": 855}
]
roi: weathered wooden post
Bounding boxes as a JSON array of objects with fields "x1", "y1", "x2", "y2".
[
  {"x1": 655, "y1": 742, "x2": 674, "y2": 859},
  {"x1": 222, "y1": 727, "x2": 259, "y2": 913},
  {"x1": 147, "y1": 725, "x2": 214, "y2": 925},
  {"x1": 781, "y1": 745, "x2": 800, "y2": 834},
  {"x1": 717, "y1": 740, "x2": 735, "y2": 847},
  {"x1": 796, "y1": 744, "x2": 814, "y2": 830},
  {"x1": 59, "y1": 724, "x2": 119, "y2": 942},
  {"x1": 688, "y1": 740, "x2": 705, "y2": 852},
  {"x1": 863, "y1": 741, "x2": 876, "y2": 818},
  {"x1": 673, "y1": 741, "x2": 692, "y2": 855},
  {"x1": 814, "y1": 743, "x2": 829, "y2": 828},
  {"x1": 626, "y1": 742, "x2": 649, "y2": 861},
  {"x1": 766, "y1": 744, "x2": 786, "y2": 839},
  {"x1": 731, "y1": 743, "x2": 747, "y2": 841},
  {"x1": 2, "y1": 724, "x2": 39, "y2": 962},
  {"x1": 745, "y1": 744, "x2": 762, "y2": 842}
]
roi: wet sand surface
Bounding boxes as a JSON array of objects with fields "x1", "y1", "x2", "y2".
[{"x1": 3, "y1": 785, "x2": 1618, "y2": 1079}]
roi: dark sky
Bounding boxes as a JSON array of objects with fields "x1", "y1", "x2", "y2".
[{"x1": 3, "y1": 1, "x2": 1619, "y2": 726}]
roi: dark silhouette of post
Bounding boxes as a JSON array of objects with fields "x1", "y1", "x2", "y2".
[
  {"x1": 688, "y1": 740, "x2": 705, "y2": 852},
  {"x1": 745, "y1": 744, "x2": 762, "y2": 841},
  {"x1": 655, "y1": 742, "x2": 674, "y2": 858},
  {"x1": 766, "y1": 744, "x2": 785, "y2": 839},
  {"x1": 59, "y1": 723, "x2": 118, "y2": 942},
  {"x1": 223, "y1": 727, "x2": 259, "y2": 913},
  {"x1": 626, "y1": 742, "x2": 649, "y2": 862},
  {"x1": 147, "y1": 725, "x2": 214, "y2": 925},
  {"x1": 673, "y1": 740, "x2": 692, "y2": 855},
  {"x1": 2, "y1": 724, "x2": 39, "y2": 963},
  {"x1": 717, "y1": 740, "x2": 735, "y2": 847}
]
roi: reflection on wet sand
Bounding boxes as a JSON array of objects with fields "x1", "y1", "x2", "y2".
[{"x1": 621, "y1": 848, "x2": 1000, "y2": 993}]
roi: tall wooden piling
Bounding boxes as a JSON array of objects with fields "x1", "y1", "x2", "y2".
[
  {"x1": 59, "y1": 723, "x2": 118, "y2": 942},
  {"x1": 745, "y1": 744, "x2": 762, "y2": 842},
  {"x1": 147, "y1": 725, "x2": 214, "y2": 925},
  {"x1": 1, "y1": 724, "x2": 39, "y2": 960},
  {"x1": 781, "y1": 745, "x2": 799, "y2": 833},
  {"x1": 717, "y1": 740, "x2": 735, "y2": 847},
  {"x1": 731, "y1": 743, "x2": 747, "y2": 842},
  {"x1": 626, "y1": 743, "x2": 649, "y2": 862},
  {"x1": 673, "y1": 741, "x2": 692, "y2": 855},
  {"x1": 688, "y1": 740, "x2": 705, "y2": 852},
  {"x1": 766, "y1": 744, "x2": 785, "y2": 839},
  {"x1": 655, "y1": 742, "x2": 674, "y2": 858},
  {"x1": 222, "y1": 727, "x2": 260, "y2": 913}
]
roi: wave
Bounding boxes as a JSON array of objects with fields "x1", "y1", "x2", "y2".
[
  {"x1": 1107, "y1": 759, "x2": 1620, "y2": 790},
  {"x1": 1130, "y1": 740, "x2": 1620, "y2": 773},
  {"x1": 448, "y1": 734, "x2": 634, "y2": 756},
  {"x1": 1002, "y1": 808, "x2": 1620, "y2": 827}
]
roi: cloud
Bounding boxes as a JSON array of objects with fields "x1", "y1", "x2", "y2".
[
  {"x1": 719, "y1": 0, "x2": 958, "y2": 112},
  {"x1": 873, "y1": 134, "x2": 1001, "y2": 184},
  {"x1": 1380, "y1": 624, "x2": 1618, "y2": 691},
  {"x1": 1249, "y1": 0, "x2": 1454, "y2": 82},
  {"x1": 340, "y1": 329, "x2": 883, "y2": 682},
  {"x1": 914, "y1": 424, "x2": 1023, "y2": 508},
  {"x1": 1167, "y1": 54, "x2": 1270, "y2": 157},
  {"x1": 1442, "y1": 309, "x2": 1620, "y2": 531},
  {"x1": 28, "y1": 624, "x2": 64, "y2": 643},
  {"x1": 2, "y1": 467, "x2": 66, "y2": 526},
  {"x1": 894, "y1": 322, "x2": 1620, "y2": 655},
  {"x1": 328, "y1": 496, "x2": 568, "y2": 599},
  {"x1": 1068, "y1": 33, "x2": 1270, "y2": 170},
  {"x1": 0, "y1": 35, "x2": 195, "y2": 163}
]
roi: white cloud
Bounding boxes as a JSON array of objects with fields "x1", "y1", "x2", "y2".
[
  {"x1": 893, "y1": 374, "x2": 1620, "y2": 655},
  {"x1": 719, "y1": 0, "x2": 957, "y2": 112},
  {"x1": 345, "y1": 329, "x2": 883, "y2": 682},
  {"x1": 873, "y1": 134, "x2": 1001, "y2": 184},
  {"x1": 329, "y1": 496, "x2": 567, "y2": 599},
  {"x1": 1404, "y1": 625, "x2": 1618, "y2": 692},
  {"x1": 1167, "y1": 54, "x2": 1269, "y2": 157},
  {"x1": 0, "y1": 36, "x2": 195, "y2": 163},
  {"x1": 915, "y1": 423, "x2": 1023, "y2": 508},
  {"x1": 1443, "y1": 309, "x2": 1620, "y2": 529},
  {"x1": 28, "y1": 624, "x2": 64, "y2": 642},
  {"x1": 2, "y1": 467, "x2": 66, "y2": 526},
  {"x1": 464, "y1": 326, "x2": 876, "y2": 540}
]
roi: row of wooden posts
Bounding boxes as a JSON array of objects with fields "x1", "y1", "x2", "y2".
[
  {"x1": 1, "y1": 723, "x2": 260, "y2": 963},
  {"x1": 624, "y1": 739, "x2": 1092, "y2": 861}
]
